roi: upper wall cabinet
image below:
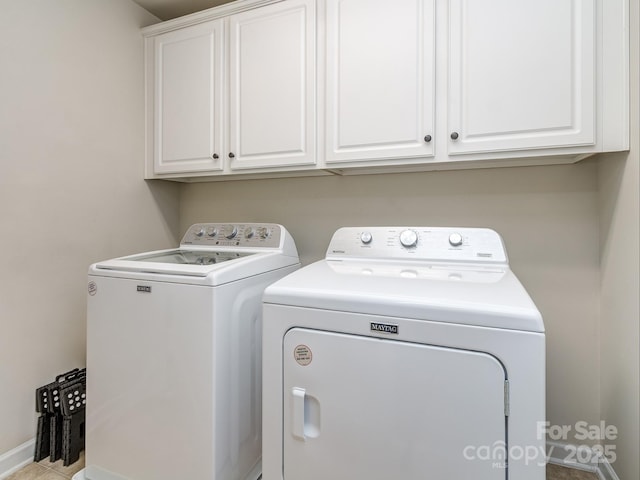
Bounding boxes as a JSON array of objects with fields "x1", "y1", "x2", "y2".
[
  {"x1": 143, "y1": 0, "x2": 628, "y2": 181},
  {"x1": 228, "y1": 0, "x2": 316, "y2": 170},
  {"x1": 144, "y1": 0, "x2": 316, "y2": 179},
  {"x1": 152, "y1": 20, "x2": 224, "y2": 174},
  {"x1": 324, "y1": 0, "x2": 435, "y2": 164},
  {"x1": 447, "y1": 0, "x2": 595, "y2": 155}
]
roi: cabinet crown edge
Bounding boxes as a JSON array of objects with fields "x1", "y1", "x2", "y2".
[{"x1": 141, "y1": 0, "x2": 286, "y2": 36}]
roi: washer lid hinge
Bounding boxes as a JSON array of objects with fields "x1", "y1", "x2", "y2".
[{"x1": 504, "y1": 379, "x2": 510, "y2": 417}]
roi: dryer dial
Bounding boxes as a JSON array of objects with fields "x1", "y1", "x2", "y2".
[
  {"x1": 448, "y1": 233, "x2": 463, "y2": 247},
  {"x1": 399, "y1": 229, "x2": 418, "y2": 248},
  {"x1": 360, "y1": 231, "x2": 373, "y2": 244}
]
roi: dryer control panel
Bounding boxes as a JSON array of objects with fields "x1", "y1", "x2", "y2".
[
  {"x1": 326, "y1": 227, "x2": 508, "y2": 264},
  {"x1": 181, "y1": 223, "x2": 282, "y2": 248}
]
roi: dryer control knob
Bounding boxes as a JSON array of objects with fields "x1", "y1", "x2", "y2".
[
  {"x1": 360, "y1": 231, "x2": 373, "y2": 244},
  {"x1": 399, "y1": 229, "x2": 418, "y2": 248},
  {"x1": 449, "y1": 233, "x2": 463, "y2": 247}
]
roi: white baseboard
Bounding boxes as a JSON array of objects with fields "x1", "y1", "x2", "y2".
[
  {"x1": 546, "y1": 440, "x2": 620, "y2": 480},
  {"x1": 0, "y1": 439, "x2": 35, "y2": 480}
]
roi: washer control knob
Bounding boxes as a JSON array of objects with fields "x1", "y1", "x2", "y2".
[
  {"x1": 399, "y1": 229, "x2": 418, "y2": 248},
  {"x1": 257, "y1": 227, "x2": 271, "y2": 239},
  {"x1": 360, "y1": 231, "x2": 373, "y2": 244},
  {"x1": 222, "y1": 225, "x2": 238, "y2": 239},
  {"x1": 206, "y1": 227, "x2": 218, "y2": 237},
  {"x1": 194, "y1": 227, "x2": 205, "y2": 237},
  {"x1": 449, "y1": 232, "x2": 463, "y2": 247},
  {"x1": 245, "y1": 227, "x2": 255, "y2": 239}
]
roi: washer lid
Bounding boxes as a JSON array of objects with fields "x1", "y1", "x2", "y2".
[
  {"x1": 263, "y1": 260, "x2": 544, "y2": 333},
  {"x1": 92, "y1": 249, "x2": 299, "y2": 285},
  {"x1": 94, "y1": 249, "x2": 255, "y2": 276}
]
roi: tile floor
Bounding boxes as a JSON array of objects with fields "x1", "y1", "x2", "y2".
[
  {"x1": 5, "y1": 453, "x2": 84, "y2": 480},
  {"x1": 6, "y1": 458, "x2": 600, "y2": 480},
  {"x1": 547, "y1": 463, "x2": 600, "y2": 480}
]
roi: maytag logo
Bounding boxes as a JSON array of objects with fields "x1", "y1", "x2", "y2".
[
  {"x1": 137, "y1": 285, "x2": 151, "y2": 293},
  {"x1": 370, "y1": 322, "x2": 398, "y2": 334}
]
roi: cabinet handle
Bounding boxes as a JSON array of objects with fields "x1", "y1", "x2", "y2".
[
  {"x1": 424, "y1": 135, "x2": 432, "y2": 143},
  {"x1": 228, "y1": 152, "x2": 235, "y2": 158},
  {"x1": 450, "y1": 132, "x2": 459, "y2": 140},
  {"x1": 212, "y1": 153, "x2": 219, "y2": 159}
]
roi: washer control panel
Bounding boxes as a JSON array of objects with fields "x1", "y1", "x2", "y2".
[
  {"x1": 181, "y1": 223, "x2": 281, "y2": 248},
  {"x1": 327, "y1": 227, "x2": 508, "y2": 264}
]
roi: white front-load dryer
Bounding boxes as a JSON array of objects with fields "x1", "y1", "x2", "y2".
[
  {"x1": 75, "y1": 223, "x2": 300, "y2": 480},
  {"x1": 262, "y1": 227, "x2": 545, "y2": 480}
]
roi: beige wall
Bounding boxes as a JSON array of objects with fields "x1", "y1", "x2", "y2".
[
  {"x1": 0, "y1": 2, "x2": 637, "y2": 479},
  {"x1": 0, "y1": 0, "x2": 179, "y2": 454},
  {"x1": 597, "y1": 1, "x2": 640, "y2": 479},
  {"x1": 180, "y1": 161, "x2": 603, "y2": 438}
]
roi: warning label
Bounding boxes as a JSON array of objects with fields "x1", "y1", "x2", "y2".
[{"x1": 294, "y1": 344, "x2": 312, "y2": 366}]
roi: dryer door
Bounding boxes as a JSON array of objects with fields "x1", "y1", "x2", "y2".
[{"x1": 283, "y1": 328, "x2": 508, "y2": 480}]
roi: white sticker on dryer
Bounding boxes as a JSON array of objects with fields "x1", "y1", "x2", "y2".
[{"x1": 294, "y1": 344, "x2": 313, "y2": 366}]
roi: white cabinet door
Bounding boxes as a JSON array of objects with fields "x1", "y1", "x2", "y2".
[
  {"x1": 325, "y1": 0, "x2": 435, "y2": 164},
  {"x1": 283, "y1": 328, "x2": 507, "y2": 480},
  {"x1": 448, "y1": 0, "x2": 595, "y2": 155},
  {"x1": 228, "y1": 0, "x2": 316, "y2": 170},
  {"x1": 153, "y1": 20, "x2": 224, "y2": 174}
]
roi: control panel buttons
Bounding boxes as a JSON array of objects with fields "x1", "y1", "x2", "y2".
[
  {"x1": 399, "y1": 229, "x2": 418, "y2": 248},
  {"x1": 448, "y1": 233, "x2": 463, "y2": 247},
  {"x1": 257, "y1": 227, "x2": 271, "y2": 239},
  {"x1": 360, "y1": 231, "x2": 373, "y2": 244},
  {"x1": 181, "y1": 223, "x2": 281, "y2": 248}
]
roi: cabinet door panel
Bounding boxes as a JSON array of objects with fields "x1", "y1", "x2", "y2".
[
  {"x1": 229, "y1": 0, "x2": 316, "y2": 170},
  {"x1": 325, "y1": 0, "x2": 435, "y2": 163},
  {"x1": 448, "y1": 0, "x2": 595, "y2": 154},
  {"x1": 154, "y1": 21, "x2": 223, "y2": 174}
]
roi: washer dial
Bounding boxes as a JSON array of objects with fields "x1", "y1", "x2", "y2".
[
  {"x1": 206, "y1": 227, "x2": 218, "y2": 237},
  {"x1": 399, "y1": 229, "x2": 418, "y2": 248},
  {"x1": 360, "y1": 231, "x2": 373, "y2": 244},
  {"x1": 257, "y1": 227, "x2": 271, "y2": 239},
  {"x1": 245, "y1": 227, "x2": 255, "y2": 239},
  {"x1": 221, "y1": 225, "x2": 238, "y2": 239}
]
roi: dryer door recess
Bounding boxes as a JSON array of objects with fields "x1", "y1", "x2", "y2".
[{"x1": 283, "y1": 328, "x2": 507, "y2": 480}]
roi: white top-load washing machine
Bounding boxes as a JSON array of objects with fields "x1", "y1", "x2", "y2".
[
  {"x1": 75, "y1": 223, "x2": 299, "y2": 480},
  {"x1": 262, "y1": 227, "x2": 545, "y2": 480}
]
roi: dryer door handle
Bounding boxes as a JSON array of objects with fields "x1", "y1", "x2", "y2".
[
  {"x1": 291, "y1": 387, "x2": 321, "y2": 441},
  {"x1": 292, "y1": 387, "x2": 307, "y2": 440}
]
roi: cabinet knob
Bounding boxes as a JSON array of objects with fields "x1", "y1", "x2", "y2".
[
  {"x1": 450, "y1": 132, "x2": 459, "y2": 140},
  {"x1": 212, "y1": 153, "x2": 219, "y2": 159},
  {"x1": 424, "y1": 135, "x2": 432, "y2": 143},
  {"x1": 228, "y1": 152, "x2": 235, "y2": 158}
]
